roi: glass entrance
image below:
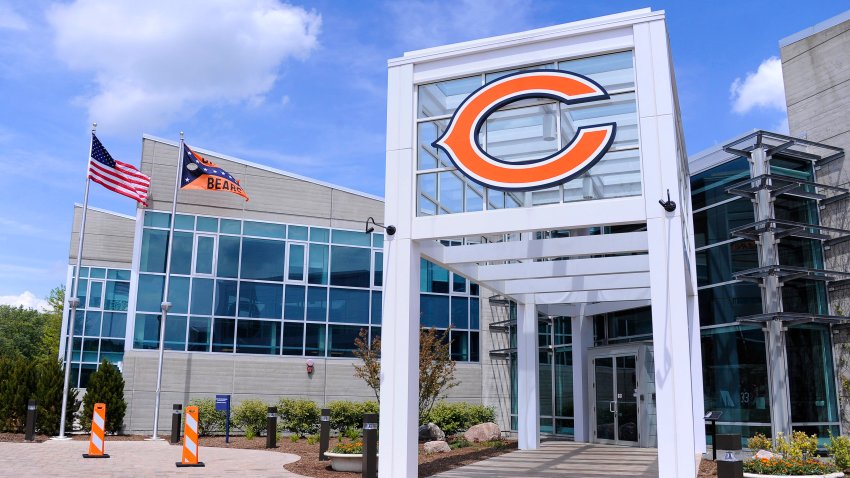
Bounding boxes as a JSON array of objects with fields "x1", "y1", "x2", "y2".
[{"x1": 593, "y1": 354, "x2": 639, "y2": 445}]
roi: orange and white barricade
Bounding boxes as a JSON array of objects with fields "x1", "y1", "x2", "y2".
[
  {"x1": 83, "y1": 403, "x2": 109, "y2": 458},
  {"x1": 176, "y1": 405, "x2": 205, "y2": 467}
]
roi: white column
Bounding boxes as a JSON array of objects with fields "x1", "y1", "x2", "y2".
[
  {"x1": 571, "y1": 310, "x2": 593, "y2": 442},
  {"x1": 517, "y1": 300, "x2": 539, "y2": 450},
  {"x1": 688, "y1": 293, "x2": 707, "y2": 453}
]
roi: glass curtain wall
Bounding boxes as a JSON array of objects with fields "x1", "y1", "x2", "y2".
[
  {"x1": 135, "y1": 211, "x2": 480, "y2": 361},
  {"x1": 69, "y1": 266, "x2": 130, "y2": 387},
  {"x1": 416, "y1": 50, "x2": 640, "y2": 216}
]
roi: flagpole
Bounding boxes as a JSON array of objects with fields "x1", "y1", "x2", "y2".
[
  {"x1": 54, "y1": 123, "x2": 97, "y2": 440},
  {"x1": 149, "y1": 132, "x2": 183, "y2": 440}
]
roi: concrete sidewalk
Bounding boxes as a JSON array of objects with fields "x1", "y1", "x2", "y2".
[
  {"x1": 433, "y1": 441, "x2": 660, "y2": 478},
  {"x1": 0, "y1": 439, "x2": 308, "y2": 478}
]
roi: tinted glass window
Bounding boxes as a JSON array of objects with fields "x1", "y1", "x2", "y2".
[
  {"x1": 421, "y1": 294, "x2": 449, "y2": 328},
  {"x1": 188, "y1": 317, "x2": 211, "y2": 352},
  {"x1": 140, "y1": 229, "x2": 168, "y2": 273},
  {"x1": 236, "y1": 320, "x2": 280, "y2": 355},
  {"x1": 691, "y1": 157, "x2": 750, "y2": 210},
  {"x1": 170, "y1": 232, "x2": 193, "y2": 275},
  {"x1": 241, "y1": 238, "x2": 285, "y2": 281},
  {"x1": 328, "y1": 288, "x2": 369, "y2": 324},
  {"x1": 238, "y1": 282, "x2": 283, "y2": 319},
  {"x1": 330, "y1": 246, "x2": 371, "y2": 288},
  {"x1": 698, "y1": 283, "x2": 763, "y2": 326},
  {"x1": 284, "y1": 285, "x2": 305, "y2": 320},
  {"x1": 306, "y1": 287, "x2": 327, "y2": 322},
  {"x1": 217, "y1": 236, "x2": 240, "y2": 278},
  {"x1": 212, "y1": 318, "x2": 235, "y2": 352},
  {"x1": 214, "y1": 280, "x2": 238, "y2": 316}
]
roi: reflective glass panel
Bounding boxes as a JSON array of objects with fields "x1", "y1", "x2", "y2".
[
  {"x1": 288, "y1": 226, "x2": 308, "y2": 241},
  {"x1": 451, "y1": 297, "x2": 469, "y2": 329},
  {"x1": 104, "y1": 281, "x2": 130, "y2": 311},
  {"x1": 693, "y1": 199, "x2": 755, "y2": 249},
  {"x1": 241, "y1": 238, "x2": 285, "y2": 281},
  {"x1": 137, "y1": 274, "x2": 164, "y2": 312},
  {"x1": 101, "y1": 312, "x2": 126, "y2": 338},
  {"x1": 288, "y1": 244, "x2": 305, "y2": 281},
  {"x1": 217, "y1": 235, "x2": 240, "y2": 278},
  {"x1": 421, "y1": 260, "x2": 450, "y2": 293},
  {"x1": 558, "y1": 51, "x2": 634, "y2": 90},
  {"x1": 243, "y1": 221, "x2": 285, "y2": 239},
  {"x1": 282, "y1": 322, "x2": 304, "y2": 355},
  {"x1": 374, "y1": 252, "x2": 383, "y2": 287},
  {"x1": 696, "y1": 241, "x2": 759, "y2": 287},
  {"x1": 144, "y1": 211, "x2": 170, "y2": 228},
  {"x1": 691, "y1": 157, "x2": 750, "y2": 210},
  {"x1": 188, "y1": 317, "x2": 211, "y2": 352},
  {"x1": 418, "y1": 75, "x2": 480, "y2": 118},
  {"x1": 88, "y1": 281, "x2": 103, "y2": 309},
  {"x1": 168, "y1": 276, "x2": 190, "y2": 314},
  {"x1": 305, "y1": 323, "x2": 326, "y2": 356},
  {"x1": 330, "y1": 246, "x2": 371, "y2": 288},
  {"x1": 238, "y1": 281, "x2": 283, "y2": 319},
  {"x1": 99, "y1": 339, "x2": 124, "y2": 363},
  {"x1": 328, "y1": 288, "x2": 369, "y2": 324},
  {"x1": 331, "y1": 230, "x2": 371, "y2": 247},
  {"x1": 212, "y1": 318, "x2": 235, "y2": 353},
  {"x1": 170, "y1": 231, "x2": 193, "y2": 275},
  {"x1": 306, "y1": 287, "x2": 327, "y2": 322},
  {"x1": 236, "y1": 320, "x2": 280, "y2": 355},
  {"x1": 284, "y1": 285, "x2": 305, "y2": 320},
  {"x1": 195, "y1": 236, "x2": 214, "y2": 275},
  {"x1": 220, "y1": 218, "x2": 241, "y2": 234},
  {"x1": 140, "y1": 229, "x2": 168, "y2": 273},
  {"x1": 371, "y1": 291, "x2": 382, "y2": 325},
  {"x1": 175, "y1": 214, "x2": 194, "y2": 230},
  {"x1": 164, "y1": 315, "x2": 187, "y2": 350},
  {"x1": 196, "y1": 216, "x2": 218, "y2": 232},
  {"x1": 308, "y1": 244, "x2": 329, "y2": 284},
  {"x1": 191, "y1": 278, "x2": 214, "y2": 315},
  {"x1": 421, "y1": 294, "x2": 449, "y2": 328},
  {"x1": 84, "y1": 311, "x2": 101, "y2": 336},
  {"x1": 214, "y1": 280, "x2": 238, "y2": 316},
  {"x1": 698, "y1": 283, "x2": 763, "y2": 326},
  {"x1": 787, "y1": 324, "x2": 838, "y2": 425},
  {"x1": 451, "y1": 331, "x2": 469, "y2": 361},
  {"x1": 133, "y1": 314, "x2": 161, "y2": 349},
  {"x1": 328, "y1": 324, "x2": 362, "y2": 358},
  {"x1": 310, "y1": 228, "x2": 329, "y2": 243}
]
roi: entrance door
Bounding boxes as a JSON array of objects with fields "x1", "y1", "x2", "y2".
[{"x1": 592, "y1": 354, "x2": 639, "y2": 445}]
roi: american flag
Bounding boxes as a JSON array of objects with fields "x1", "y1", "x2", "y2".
[{"x1": 88, "y1": 134, "x2": 151, "y2": 206}]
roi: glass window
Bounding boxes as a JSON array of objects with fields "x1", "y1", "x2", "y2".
[
  {"x1": 696, "y1": 241, "x2": 759, "y2": 287},
  {"x1": 84, "y1": 311, "x2": 101, "y2": 336},
  {"x1": 101, "y1": 312, "x2": 126, "y2": 338},
  {"x1": 421, "y1": 260, "x2": 450, "y2": 293},
  {"x1": 328, "y1": 324, "x2": 362, "y2": 358},
  {"x1": 779, "y1": 237, "x2": 824, "y2": 269},
  {"x1": 421, "y1": 294, "x2": 450, "y2": 328},
  {"x1": 238, "y1": 281, "x2": 283, "y2": 319},
  {"x1": 782, "y1": 280, "x2": 828, "y2": 315},
  {"x1": 418, "y1": 120, "x2": 450, "y2": 170},
  {"x1": 373, "y1": 252, "x2": 383, "y2": 287},
  {"x1": 188, "y1": 317, "x2": 211, "y2": 352},
  {"x1": 306, "y1": 287, "x2": 327, "y2": 322},
  {"x1": 88, "y1": 281, "x2": 103, "y2": 309},
  {"x1": 71, "y1": 337, "x2": 81, "y2": 360},
  {"x1": 774, "y1": 195, "x2": 819, "y2": 224},
  {"x1": 371, "y1": 292, "x2": 382, "y2": 325},
  {"x1": 470, "y1": 331, "x2": 480, "y2": 362},
  {"x1": 693, "y1": 199, "x2": 755, "y2": 248},
  {"x1": 99, "y1": 339, "x2": 124, "y2": 363},
  {"x1": 79, "y1": 267, "x2": 89, "y2": 277},
  {"x1": 372, "y1": 234, "x2": 383, "y2": 248},
  {"x1": 170, "y1": 232, "x2": 193, "y2": 275},
  {"x1": 698, "y1": 282, "x2": 763, "y2": 326},
  {"x1": 243, "y1": 221, "x2": 285, "y2": 239},
  {"x1": 288, "y1": 244, "x2": 305, "y2": 281},
  {"x1": 73, "y1": 310, "x2": 84, "y2": 336},
  {"x1": 305, "y1": 323, "x2": 326, "y2": 356},
  {"x1": 212, "y1": 318, "x2": 235, "y2": 353},
  {"x1": 137, "y1": 274, "x2": 164, "y2": 312},
  {"x1": 438, "y1": 171, "x2": 463, "y2": 214},
  {"x1": 220, "y1": 218, "x2": 241, "y2": 234},
  {"x1": 310, "y1": 227, "x2": 329, "y2": 243},
  {"x1": 282, "y1": 322, "x2": 304, "y2": 355},
  {"x1": 195, "y1": 236, "x2": 215, "y2": 275},
  {"x1": 451, "y1": 331, "x2": 469, "y2": 361},
  {"x1": 331, "y1": 230, "x2": 371, "y2": 247},
  {"x1": 241, "y1": 238, "x2": 285, "y2": 281},
  {"x1": 214, "y1": 280, "x2": 238, "y2": 316},
  {"x1": 168, "y1": 276, "x2": 190, "y2": 314},
  {"x1": 76, "y1": 278, "x2": 87, "y2": 308},
  {"x1": 701, "y1": 326, "x2": 770, "y2": 424},
  {"x1": 89, "y1": 268, "x2": 105, "y2": 279},
  {"x1": 330, "y1": 246, "x2": 371, "y2": 288},
  {"x1": 470, "y1": 283, "x2": 479, "y2": 296},
  {"x1": 175, "y1": 214, "x2": 194, "y2": 230},
  {"x1": 140, "y1": 229, "x2": 168, "y2": 273},
  {"x1": 217, "y1": 235, "x2": 240, "y2": 278},
  {"x1": 418, "y1": 173, "x2": 438, "y2": 216},
  {"x1": 485, "y1": 102, "x2": 559, "y2": 164},
  {"x1": 107, "y1": 269, "x2": 130, "y2": 280},
  {"x1": 787, "y1": 325, "x2": 838, "y2": 425},
  {"x1": 308, "y1": 244, "x2": 329, "y2": 284},
  {"x1": 133, "y1": 314, "x2": 161, "y2": 349},
  {"x1": 164, "y1": 315, "x2": 187, "y2": 351},
  {"x1": 144, "y1": 211, "x2": 170, "y2": 228},
  {"x1": 78, "y1": 364, "x2": 97, "y2": 388},
  {"x1": 452, "y1": 274, "x2": 466, "y2": 293},
  {"x1": 558, "y1": 51, "x2": 634, "y2": 90},
  {"x1": 451, "y1": 297, "x2": 469, "y2": 329},
  {"x1": 470, "y1": 298, "x2": 480, "y2": 329},
  {"x1": 196, "y1": 216, "x2": 218, "y2": 232},
  {"x1": 236, "y1": 320, "x2": 280, "y2": 355},
  {"x1": 691, "y1": 157, "x2": 750, "y2": 210},
  {"x1": 191, "y1": 278, "x2": 214, "y2": 315},
  {"x1": 328, "y1": 288, "x2": 369, "y2": 324},
  {"x1": 284, "y1": 285, "x2": 306, "y2": 320},
  {"x1": 82, "y1": 338, "x2": 98, "y2": 362},
  {"x1": 289, "y1": 226, "x2": 308, "y2": 241},
  {"x1": 418, "y1": 75, "x2": 480, "y2": 118}
]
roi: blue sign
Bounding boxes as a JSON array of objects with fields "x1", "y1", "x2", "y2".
[{"x1": 215, "y1": 394, "x2": 231, "y2": 411}]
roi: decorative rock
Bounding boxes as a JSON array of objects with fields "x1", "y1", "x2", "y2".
[
  {"x1": 418, "y1": 423, "x2": 446, "y2": 442},
  {"x1": 424, "y1": 440, "x2": 451, "y2": 454},
  {"x1": 463, "y1": 422, "x2": 502, "y2": 443},
  {"x1": 753, "y1": 450, "x2": 775, "y2": 460}
]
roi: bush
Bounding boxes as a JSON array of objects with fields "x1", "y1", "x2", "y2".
[
  {"x1": 828, "y1": 433, "x2": 850, "y2": 470},
  {"x1": 189, "y1": 398, "x2": 226, "y2": 436},
  {"x1": 747, "y1": 433, "x2": 772, "y2": 451},
  {"x1": 773, "y1": 431, "x2": 818, "y2": 459},
  {"x1": 744, "y1": 457, "x2": 837, "y2": 475},
  {"x1": 425, "y1": 401, "x2": 495, "y2": 435},
  {"x1": 232, "y1": 399, "x2": 268, "y2": 437},
  {"x1": 332, "y1": 440, "x2": 363, "y2": 454},
  {"x1": 307, "y1": 434, "x2": 320, "y2": 445},
  {"x1": 278, "y1": 398, "x2": 320, "y2": 437},
  {"x1": 449, "y1": 437, "x2": 471, "y2": 449},
  {"x1": 80, "y1": 361, "x2": 126, "y2": 434},
  {"x1": 34, "y1": 359, "x2": 77, "y2": 436},
  {"x1": 0, "y1": 356, "x2": 34, "y2": 432},
  {"x1": 328, "y1": 400, "x2": 379, "y2": 434}
]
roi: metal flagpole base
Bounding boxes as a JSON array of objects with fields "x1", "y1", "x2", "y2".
[
  {"x1": 83, "y1": 454, "x2": 110, "y2": 459},
  {"x1": 144, "y1": 436, "x2": 165, "y2": 442},
  {"x1": 176, "y1": 462, "x2": 205, "y2": 467},
  {"x1": 50, "y1": 436, "x2": 73, "y2": 441}
]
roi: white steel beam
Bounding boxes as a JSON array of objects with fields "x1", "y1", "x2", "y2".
[
  {"x1": 494, "y1": 272, "x2": 650, "y2": 295},
  {"x1": 478, "y1": 255, "x2": 649, "y2": 281},
  {"x1": 516, "y1": 300, "x2": 539, "y2": 450},
  {"x1": 538, "y1": 299, "x2": 651, "y2": 317},
  {"x1": 529, "y1": 287, "x2": 651, "y2": 305}
]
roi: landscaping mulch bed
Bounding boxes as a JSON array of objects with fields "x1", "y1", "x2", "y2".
[
  {"x1": 697, "y1": 459, "x2": 717, "y2": 478},
  {"x1": 197, "y1": 435, "x2": 517, "y2": 478},
  {"x1": 0, "y1": 432, "x2": 151, "y2": 443}
]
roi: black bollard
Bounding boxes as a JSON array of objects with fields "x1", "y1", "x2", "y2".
[
  {"x1": 716, "y1": 434, "x2": 743, "y2": 478},
  {"x1": 362, "y1": 413, "x2": 378, "y2": 478},
  {"x1": 319, "y1": 408, "x2": 330, "y2": 461},
  {"x1": 24, "y1": 399, "x2": 37, "y2": 441},
  {"x1": 170, "y1": 404, "x2": 182, "y2": 444},
  {"x1": 266, "y1": 406, "x2": 277, "y2": 449}
]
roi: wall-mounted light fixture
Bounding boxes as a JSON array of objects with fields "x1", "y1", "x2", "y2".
[{"x1": 365, "y1": 217, "x2": 396, "y2": 235}]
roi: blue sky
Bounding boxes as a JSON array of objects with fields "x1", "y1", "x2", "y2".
[{"x1": 1, "y1": 0, "x2": 847, "y2": 309}]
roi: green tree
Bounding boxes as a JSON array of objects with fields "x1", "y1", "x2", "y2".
[
  {"x1": 81, "y1": 361, "x2": 126, "y2": 434},
  {"x1": 40, "y1": 286, "x2": 65, "y2": 362},
  {"x1": 0, "y1": 305, "x2": 44, "y2": 360},
  {"x1": 34, "y1": 359, "x2": 77, "y2": 435},
  {"x1": 0, "y1": 356, "x2": 35, "y2": 432}
]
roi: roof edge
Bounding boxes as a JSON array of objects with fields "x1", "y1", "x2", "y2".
[
  {"x1": 142, "y1": 134, "x2": 385, "y2": 203},
  {"x1": 779, "y1": 9, "x2": 850, "y2": 48},
  {"x1": 73, "y1": 203, "x2": 136, "y2": 220}
]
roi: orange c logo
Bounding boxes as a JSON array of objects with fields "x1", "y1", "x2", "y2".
[{"x1": 432, "y1": 70, "x2": 616, "y2": 191}]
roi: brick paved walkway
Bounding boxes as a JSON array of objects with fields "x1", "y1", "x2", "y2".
[
  {"x1": 432, "y1": 441, "x2": 660, "y2": 478},
  {"x1": 0, "y1": 439, "x2": 308, "y2": 478}
]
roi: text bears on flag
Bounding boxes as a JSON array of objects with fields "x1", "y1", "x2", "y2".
[{"x1": 181, "y1": 144, "x2": 249, "y2": 201}]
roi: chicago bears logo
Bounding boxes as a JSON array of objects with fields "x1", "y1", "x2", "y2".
[{"x1": 432, "y1": 69, "x2": 616, "y2": 191}]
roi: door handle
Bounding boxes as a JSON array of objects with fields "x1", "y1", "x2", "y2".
[{"x1": 609, "y1": 401, "x2": 616, "y2": 413}]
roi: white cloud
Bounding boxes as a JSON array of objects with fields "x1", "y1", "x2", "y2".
[
  {"x1": 387, "y1": 0, "x2": 535, "y2": 50},
  {"x1": 0, "y1": 4, "x2": 28, "y2": 30},
  {"x1": 730, "y1": 57, "x2": 786, "y2": 114},
  {"x1": 0, "y1": 291, "x2": 50, "y2": 311},
  {"x1": 46, "y1": 0, "x2": 321, "y2": 134}
]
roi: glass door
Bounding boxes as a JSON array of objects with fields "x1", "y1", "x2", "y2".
[{"x1": 593, "y1": 353, "x2": 639, "y2": 445}]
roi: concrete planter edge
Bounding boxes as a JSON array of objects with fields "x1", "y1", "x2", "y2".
[{"x1": 743, "y1": 472, "x2": 844, "y2": 478}]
